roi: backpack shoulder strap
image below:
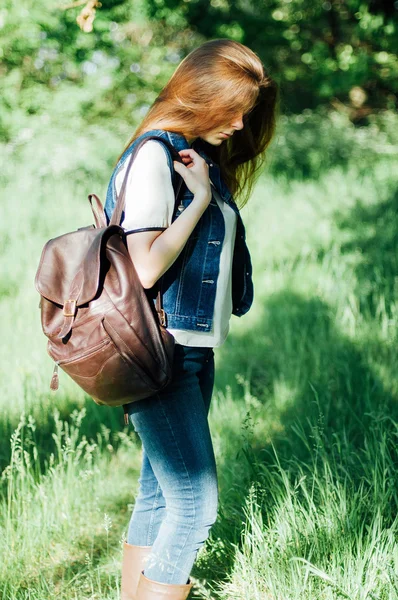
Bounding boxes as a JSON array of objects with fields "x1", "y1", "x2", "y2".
[{"x1": 109, "y1": 135, "x2": 184, "y2": 227}]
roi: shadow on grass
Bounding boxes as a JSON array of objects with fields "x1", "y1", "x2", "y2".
[
  {"x1": 336, "y1": 187, "x2": 398, "y2": 318},
  {"x1": 191, "y1": 289, "x2": 397, "y2": 597}
]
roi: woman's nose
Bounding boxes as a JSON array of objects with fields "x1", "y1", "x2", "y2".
[{"x1": 231, "y1": 114, "x2": 244, "y2": 130}]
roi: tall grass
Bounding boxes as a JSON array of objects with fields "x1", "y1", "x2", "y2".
[
  {"x1": 0, "y1": 408, "x2": 143, "y2": 599},
  {"x1": 1, "y1": 108, "x2": 397, "y2": 598}
]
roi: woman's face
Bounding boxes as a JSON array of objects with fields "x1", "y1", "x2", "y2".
[{"x1": 192, "y1": 113, "x2": 245, "y2": 146}]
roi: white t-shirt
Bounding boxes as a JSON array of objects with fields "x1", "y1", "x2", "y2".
[{"x1": 114, "y1": 140, "x2": 237, "y2": 348}]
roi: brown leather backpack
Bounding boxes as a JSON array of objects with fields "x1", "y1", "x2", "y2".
[{"x1": 34, "y1": 135, "x2": 184, "y2": 424}]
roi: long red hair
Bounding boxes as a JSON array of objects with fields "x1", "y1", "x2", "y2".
[{"x1": 116, "y1": 38, "x2": 279, "y2": 208}]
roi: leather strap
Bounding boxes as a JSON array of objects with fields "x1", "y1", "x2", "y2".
[
  {"x1": 88, "y1": 193, "x2": 107, "y2": 228},
  {"x1": 109, "y1": 135, "x2": 185, "y2": 327},
  {"x1": 109, "y1": 135, "x2": 184, "y2": 227},
  {"x1": 57, "y1": 269, "x2": 84, "y2": 339}
]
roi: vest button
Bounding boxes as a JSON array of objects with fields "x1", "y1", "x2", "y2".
[{"x1": 209, "y1": 163, "x2": 213, "y2": 167}]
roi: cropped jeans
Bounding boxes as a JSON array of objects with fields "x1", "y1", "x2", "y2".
[{"x1": 126, "y1": 344, "x2": 218, "y2": 585}]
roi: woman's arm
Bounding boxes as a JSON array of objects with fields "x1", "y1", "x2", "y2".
[
  {"x1": 127, "y1": 193, "x2": 209, "y2": 289},
  {"x1": 118, "y1": 144, "x2": 212, "y2": 289}
]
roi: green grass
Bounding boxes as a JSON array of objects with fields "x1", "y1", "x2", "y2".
[{"x1": 1, "y1": 110, "x2": 397, "y2": 599}]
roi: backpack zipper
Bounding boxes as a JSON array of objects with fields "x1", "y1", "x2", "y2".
[{"x1": 48, "y1": 338, "x2": 111, "y2": 390}]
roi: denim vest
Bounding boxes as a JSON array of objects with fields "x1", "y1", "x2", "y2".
[{"x1": 104, "y1": 129, "x2": 254, "y2": 332}]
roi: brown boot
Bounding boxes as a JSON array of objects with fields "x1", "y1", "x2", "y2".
[
  {"x1": 121, "y1": 542, "x2": 153, "y2": 600},
  {"x1": 135, "y1": 570, "x2": 193, "y2": 599}
]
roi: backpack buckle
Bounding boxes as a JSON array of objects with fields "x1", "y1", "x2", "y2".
[
  {"x1": 63, "y1": 299, "x2": 77, "y2": 317},
  {"x1": 159, "y1": 309, "x2": 166, "y2": 327}
]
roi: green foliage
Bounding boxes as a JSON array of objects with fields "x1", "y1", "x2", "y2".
[
  {"x1": 1, "y1": 0, "x2": 396, "y2": 143},
  {"x1": 146, "y1": 0, "x2": 398, "y2": 113},
  {"x1": 268, "y1": 107, "x2": 398, "y2": 179},
  {"x1": 0, "y1": 0, "x2": 197, "y2": 142}
]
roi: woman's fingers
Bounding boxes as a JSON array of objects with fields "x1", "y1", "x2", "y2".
[
  {"x1": 178, "y1": 148, "x2": 197, "y2": 155},
  {"x1": 178, "y1": 148, "x2": 207, "y2": 165},
  {"x1": 174, "y1": 149, "x2": 206, "y2": 172},
  {"x1": 172, "y1": 161, "x2": 186, "y2": 174},
  {"x1": 172, "y1": 148, "x2": 211, "y2": 198},
  {"x1": 178, "y1": 150, "x2": 195, "y2": 167}
]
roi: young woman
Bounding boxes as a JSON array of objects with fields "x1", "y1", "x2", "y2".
[{"x1": 104, "y1": 38, "x2": 278, "y2": 600}]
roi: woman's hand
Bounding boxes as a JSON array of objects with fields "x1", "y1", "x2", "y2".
[{"x1": 173, "y1": 149, "x2": 212, "y2": 205}]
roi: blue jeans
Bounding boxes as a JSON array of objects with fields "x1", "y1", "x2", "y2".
[{"x1": 126, "y1": 344, "x2": 218, "y2": 585}]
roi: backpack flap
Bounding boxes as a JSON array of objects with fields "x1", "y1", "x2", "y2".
[{"x1": 34, "y1": 224, "x2": 124, "y2": 339}]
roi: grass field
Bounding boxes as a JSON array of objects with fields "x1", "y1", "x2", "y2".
[{"x1": 1, "y1": 109, "x2": 397, "y2": 599}]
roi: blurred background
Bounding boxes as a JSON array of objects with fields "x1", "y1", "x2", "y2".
[{"x1": 0, "y1": 1, "x2": 397, "y2": 598}]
